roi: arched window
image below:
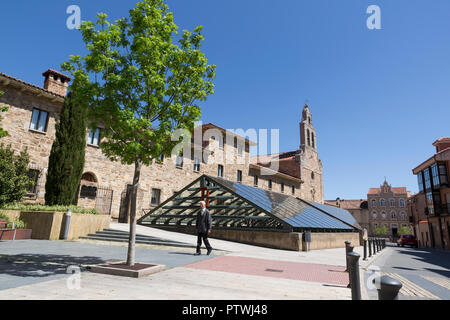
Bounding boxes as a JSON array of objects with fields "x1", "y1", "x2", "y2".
[
  {"x1": 372, "y1": 211, "x2": 377, "y2": 219},
  {"x1": 311, "y1": 133, "x2": 315, "y2": 149},
  {"x1": 391, "y1": 211, "x2": 397, "y2": 219},
  {"x1": 371, "y1": 200, "x2": 376, "y2": 207},
  {"x1": 307, "y1": 129, "x2": 311, "y2": 146},
  {"x1": 399, "y1": 199, "x2": 405, "y2": 207},
  {"x1": 390, "y1": 199, "x2": 395, "y2": 207},
  {"x1": 381, "y1": 211, "x2": 386, "y2": 219},
  {"x1": 380, "y1": 199, "x2": 386, "y2": 206},
  {"x1": 400, "y1": 211, "x2": 406, "y2": 220}
]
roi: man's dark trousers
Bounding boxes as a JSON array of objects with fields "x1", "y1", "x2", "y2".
[{"x1": 196, "y1": 208, "x2": 212, "y2": 254}]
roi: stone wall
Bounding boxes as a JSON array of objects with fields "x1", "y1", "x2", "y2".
[
  {"x1": 1, "y1": 210, "x2": 110, "y2": 240},
  {"x1": 308, "y1": 232, "x2": 361, "y2": 250}
]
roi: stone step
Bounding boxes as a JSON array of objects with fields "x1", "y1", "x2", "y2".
[{"x1": 80, "y1": 229, "x2": 197, "y2": 249}]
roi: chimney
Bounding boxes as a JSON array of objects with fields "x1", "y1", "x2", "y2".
[{"x1": 42, "y1": 69, "x2": 71, "y2": 97}]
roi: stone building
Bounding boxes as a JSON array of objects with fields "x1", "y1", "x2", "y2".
[
  {"x1": 251, "y1": 105, "x2": 324, "y2": 203},
  {"x1": 367, "y1": 180, "x2": 410, "y2": 238},
  {"x1": 0, "y1": 69, "x2": 325, "y2": 220},
  {"x1": 409, "y1": 137, "x2": 450, "y2": 250},
  {"x1": 324, "y1": 198, "x2": 369, "y2": 231}
]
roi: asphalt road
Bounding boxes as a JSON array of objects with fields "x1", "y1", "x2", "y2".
[{"x1": 364, "y1": 243, "x2": 450, "y2": 300}]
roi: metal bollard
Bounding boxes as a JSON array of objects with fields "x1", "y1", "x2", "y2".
[
  {"x1": 372, "y1": 238, "x2": 377, "y2": 254},
  {"x1": 377, "y1": 276, "x2": 402, "y2": 300},
  {"x1": 345, "y1": 241, "x2": 351, "y2": 272},
  {"x1": 346, "y1": 245, "x2": 354, "y2": 288},
  {"x1": 63, "y1": 209, "x2": 72, "y2": 240},
  {"x1": 368, "y1": 238, "x2": 372, "y2": 257},
  {"x1": 384, "y1": 239, "x2": 386, "y2": 249},
  {"x1": 347, "y1": 251, "x2": 362, "y2": 300},
  {"x1": 363, "y1": 239, "x2": 367, "y2": 260},
  {"x1": 377, "y1": 239, "x2": 380, "y2": 252}
]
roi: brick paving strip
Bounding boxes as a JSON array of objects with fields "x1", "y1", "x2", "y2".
[
  {"x1": 185, "y1": 255, "x2": 349, "y2": 286},
  {"x1": 382, "y1": 272, "x2": 441, "y2": 300}
]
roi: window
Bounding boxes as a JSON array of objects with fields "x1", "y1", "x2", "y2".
[
  {"x1": 193, "y1": 157, "x2": 201, "y2": 172},
  {"x1": 417, "y1": 171, "x2": 424, "y2": 193},
  {"x1": 281, "y1": 182, "x2": 285, "y2": 193},
  {"x1": 391, "y1": 211, "x2": 397, "y2": 219},
  {"x1": 237, "y1": 170, "x2": 242, "y2": 183},
  {"x1": 438, "y1": 163, "x2": 448, "y2": 186},
  {"x1": 237, "y1": 144, "x2": 243, "y2": 157},
  {"x1": 292, "y1": 186, "x2": 295, "y2": 195},
  {"x1": 399, "y1": 199, "x2": 405, "y2": 207},
  {"x1": 371, "y1": 199, "x2": 376, "y2": 208},
  {"x1": 218, "y1": 165, "x2": 224, "y2": 177},
  {"x1": 431, "y1": 164, "x2": 440, "y2": 187},
  {"x1": 381, "y1": 211, "x2": 386, "y2": 219},
  {"x1": 29, "y1": 109, "x2": 48, "y2": 132},
  {"x1": 307, "y1": 129, "x2": 311, "y2": 146},
  {"x1": 311, "y1": 172, "x2": 315, "y2": 180},
  {"x1": 380, "y1": 199, "x2": 386, "y2": 206},
  {"x1": 253, "y1": 175, "x2": 258, "y2": 187},
  {"x1": 400, "y1": 212, "x2": 406, "y2": 220},
  {"x1": 372, "y1": 211, "x2": 377, "y2": 219},
  {"x1": 87, "y1": 128, "x2": 101, "y2": 146},
  {"x1": 176, "y1": 152, "x2": 183, "y2": 168},
  {"x1": 219, "y1": 136, "x2": 224, "y2": 150},
  {"x1": 151, "y1": 188, "x2": 161, "y2": 206},
  {"x1": 311, "y1": 133, "x2": 315, "y2": 149},
  {"x1": 424, "y1": 168, "x2": 431, "y2": 190},
  {"x1": 268, "y1": 179, "x2": 272, "y2": 190},
  {"x1": 390, "y1": 199, "x2": 395, "y2": 207},
  {"x1": 27, "y1": 169, "x2": 40, "y2": 195}
]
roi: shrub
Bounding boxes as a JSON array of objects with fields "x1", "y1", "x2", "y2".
[
  {"x1": 0, "y1": 203, "x2": 99, "y2": 215},
  {"x1": 7, "y1": 219, "x2": 26, "y2": 229},
  {"x1": 0, "y1": 145, "x2": 33, "y2": 206},
  {"x1": 0, "y1": 211, "x2": 11, "y2": 224}
]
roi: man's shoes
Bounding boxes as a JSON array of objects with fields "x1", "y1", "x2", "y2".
[
  {"x1": 194, "y1": 252, "x2": 201, "y2": 256},
  {"x1": 207, "y1": 249, "x2": 212, "y2": 256}
]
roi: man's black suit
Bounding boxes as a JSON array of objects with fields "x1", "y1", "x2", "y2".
[{"x1": 196, "y1": 208, "x2": 212, "y2": 254}]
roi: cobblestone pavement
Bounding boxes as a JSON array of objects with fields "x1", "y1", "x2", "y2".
[{"x1": 364, "y1": 244, "x2": 450, "y2": 300}]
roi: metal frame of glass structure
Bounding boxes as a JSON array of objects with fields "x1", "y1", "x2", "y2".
[{"x1": 138, "y1": 175, "x2": 361, "y2": 233}]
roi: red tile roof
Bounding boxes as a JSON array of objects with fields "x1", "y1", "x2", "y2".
[
  {"x1": 251, "y1": 151, "x2": 301, "y2": 179},
  {"x1": 0, "y1": 72, "x2": 65, "y2": 98},
  {"x1": 324, "y1": 199, "x2": 367, "y2": 210},
  {"x1": 367, "y1": 187, "x2": 407, "y2": 195}
]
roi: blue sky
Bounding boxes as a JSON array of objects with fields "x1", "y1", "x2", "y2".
[{"x1": 1, "y1": 0, "x2": 449, "y2": 200}]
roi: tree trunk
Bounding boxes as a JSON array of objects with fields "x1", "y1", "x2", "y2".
[{"x1": 126, "y1": 159, "x2": 142, "y2": 266}]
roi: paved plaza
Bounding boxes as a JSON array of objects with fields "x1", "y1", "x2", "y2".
[{"x1": 1, "y1": 223, "x2": 448, "y2": 300}]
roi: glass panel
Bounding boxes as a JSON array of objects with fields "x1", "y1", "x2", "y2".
[
  {"x1": 418, "y1": 172, "x2": 424, "y2": 193},
  {"x1": 30, "y1": 109, "x2": 40, "y2": 130},
  {"x1": 431, "y1": 164, "x2": 440, "y2": 187},
  {"x1": 37, "y1": 111, "x2": 48, "y2": 132},
  {"x1": 92, "y1": 128, "x2": 100, "y2": 146},
  {"x1": 424, "y1": 168, "x2": 431, "y2": 190},
  {"x1": 151, "y1": 189, "x2": 161, "y2": 206},
  {"x1": 439, "y1": 164, "x2": 448, "y2": 185}
]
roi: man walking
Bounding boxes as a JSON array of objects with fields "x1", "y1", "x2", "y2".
[{"x1": 195, "y1": 201, "x2": 213, "y2": 256}]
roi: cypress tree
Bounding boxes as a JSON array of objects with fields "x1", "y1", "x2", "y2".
[{"x1": 45, "y1": 92, "x2": 87, "y2": 205}]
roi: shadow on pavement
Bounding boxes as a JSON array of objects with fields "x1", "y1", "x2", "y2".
[
  {"x1": 396, "y1": 247, "x2": 450, "y2": 277},
  {"x1": 0, "y1": 254, "x2": 106, "y2": 278}
]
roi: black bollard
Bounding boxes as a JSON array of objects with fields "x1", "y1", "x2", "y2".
[
  {"x1": 384, "y1": 239, "x2": 386, "y2": 249},
  {"x1": 368, "y1": 238, "x2": 372, "y2": 257},
  {"x1": 345, "y1": 241, "x2": 351, "y2": 272},
  {"x1": 377, "y1": 239, "x2": 380, "y2": 252},
  {"x1": 363, "y1": 239, "x2": 367, "y2": 261},
  {"x1": 372, "y1": 238, "x2": 377, "y2": 254},
  {"x1": 377, "y1": 276, "x2": 402, "y2": 300},
  {"x1": 346, "y1": 245, "x2": 354, "y2": 287},
  {"x1": 348, "y1": 251, "x2": 362, "y2": 300}
]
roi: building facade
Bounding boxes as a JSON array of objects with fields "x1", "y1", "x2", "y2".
[
  {"x1": 0, "y1": 69, "x2": 325, "y2": 220},
  {"x1": 324, "y1": 198, "x2": 369, "y2": 232},
  {"x1": 367, "y1": 181, "x2": 410, "y2": 238},
  {"x1": 409, "y1": 138, "x2": 450, "y2": 250}
]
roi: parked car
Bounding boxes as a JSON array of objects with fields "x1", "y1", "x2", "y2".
[{"x1": 397, "y1": 234, "x2": 418, "y2": 248}]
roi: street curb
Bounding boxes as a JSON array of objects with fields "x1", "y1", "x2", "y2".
[{"x1": 359, "y1": 245, "x2": 391, "y2": 300}]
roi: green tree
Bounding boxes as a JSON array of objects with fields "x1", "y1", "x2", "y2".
[
  {"x1": 398, "y1": 225, "x2": 412, "y2": 235},
  {"x1": 45, "y1": 93, "x2": 88, "y2": 205},
  {"x1": 62, "y1": 0, "x2": 216, "y2": 266},
  {"x1": 0, "y1": 145, "x2": 33, "y2": 206},
  {"x1": 0, "y1": 90, "x2": 9, "y2": 139},
  {"x1": 374, "y1": 225, "x2": 388, "y2": 236}
]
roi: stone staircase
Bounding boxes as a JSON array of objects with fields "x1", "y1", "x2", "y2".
[{"x1": 80, "y1": 228, "x2": 196, "y2": 249}]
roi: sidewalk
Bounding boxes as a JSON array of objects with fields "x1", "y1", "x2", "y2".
[{"x1": 0, "y1": 224, "x2": 367, "y2": 300}]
